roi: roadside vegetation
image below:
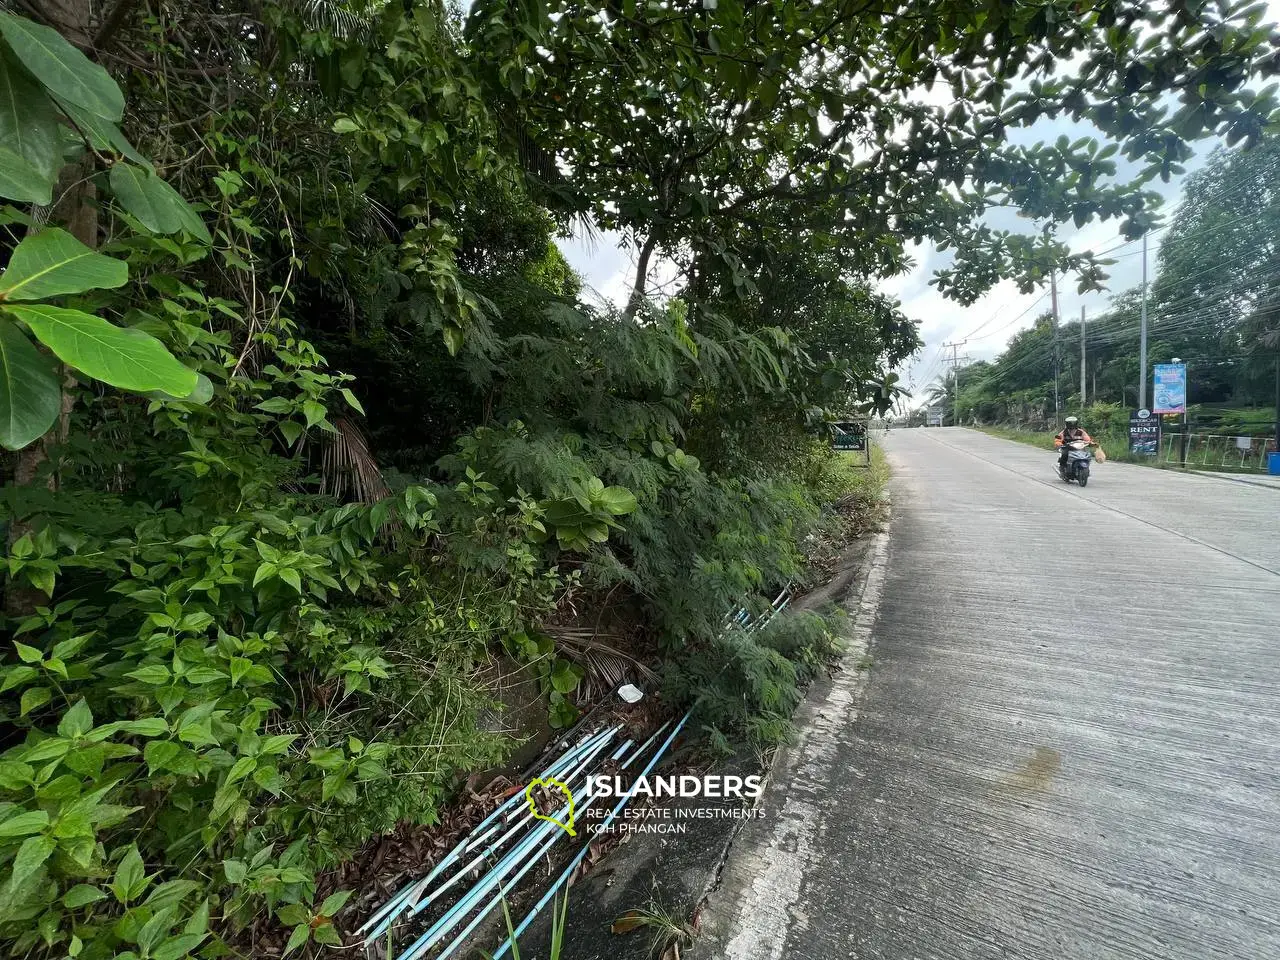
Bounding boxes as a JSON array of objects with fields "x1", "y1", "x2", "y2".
[{"x1": 1, "y1": 1, "x2": 1278, "y2": 958}]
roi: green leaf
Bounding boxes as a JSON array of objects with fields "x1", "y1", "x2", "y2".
[
  {"x1": 9, "y1": 834, "x2": 55, "y2": 888},
  {"x1": 143, "y1": 740, "x2": 180, "y2": 774},
  {"x1": 302, "y1": 399, "x2": 325, "y2": 428},
  {"x1": 136, "y1": 905, "x2": 177, "y2": 953},
  {"x1": 596, "y1": 485, "x2": 638, "y2": 516},
  {"x1": 319, "y1": 889, "x2": 353, "y2": 917},
  {"x1": 182, "y1": 666, "x2": 227, "y2": 684},
  {"x1": 109, "y1": 163, "x2": 182, "y2": 234},
  {"x1": 549, "y1": 658, "x2": 582, "y2": 694},
  {"x1": 108, "y1": 164, "x2": 211, "y2": 243},
  {"x1": 111, "y1": 844, "x2": 146, "y2": 903},
  {"x1": 123, "y1": 717, "x2": 170, "y2": 737},
  {"x1": 149, "y1": 371, "x2": 213, "y2": 404},
  {"x1": 332, "y1": 117, "x2": 359, "y2": 133},
  {"x1": 339, "y1": 387, "x2": 365, "y2": 413},
  {"x1": 0, "y1": 144, "x2": 51, "y2": 204},
  {"x1": 50, "y1": 632, "x2": 90, "y2": 660},
  {"x1": 0, "y1": 663, "x2": 37, "y2": 691},
  {"x1": 312, "y1": 922, "x2": 342, "y2": 946},
  {"x1": 152, "y1": 934, "x2": 207, "y2": 960},
  {"x1": 283, "y1": 922, "x2": 311, "y2": 954},
  {"x1": 184, "y1": 899, "x2": 210, "y2": 935},
  {"x1": 144, "y1": 878, "x2": 199, "y2": 909},
  {"x1": 0, "y1": 47, "x2": 60, "y2": 180},
  {"x1": 279, "y1": 567, "x2": 302, "y2": 593},
  {"x1": 278, "y1": 420, "x2": 304, "y2": 447},
  {"x1": 56, "y1": 698, "x2": 92, "y2": 738},
  {"x1": 225, "y1": 755, "x2": 256, "y2": 784},
  {"x1": 13, "y1": 640, "x2": 43, "y2": 663},
  {"x1": 260, "y1": 734, "x2": 298, "y2": 756},
  {"x1": 276, "y1": 904, "x2": 309, "y2": 927},
  {"x1": 0, "y1": 227, "x2": 128, "y2": 301},
  {"x1": 0, "y1": 809, "x2": 48, "y2": 837},
  {"x1": 5, "y1": 303, "x2": 197, "y2": 395},
  {"x1": 0, "y1": 12, "x2": 123, "y2": 120},
  {"x1": 125, "y1": 663, "x2": 171, "y2": 685},
  {"x1": 52, "y1": 95, "x2": 149, "y2": 165},
  {"x1": 0, "y1": 759, "x2": 32, "y2": 789},
  {"x1": 19, "y1": 685, "x2": 50, "y2": 716},
  {"x1": 442, "y1": 324, "x2": 464, "y2": 356},
  {"x1": 255, "y1": 396, "x2": 294, "y2": 414},
  {"x1": 63, "y1": 884, "x2": 107, "y2": 909}
]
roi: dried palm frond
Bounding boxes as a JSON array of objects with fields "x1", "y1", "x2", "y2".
[
  {"x1": 320, "y1": 415, "x2": 390, "y2": 503},
  {"x1": 546, "y1": 625, "x2": 655, "y2": 702}
]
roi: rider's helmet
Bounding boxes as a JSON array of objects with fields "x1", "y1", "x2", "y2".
[{"x1": 1064, "y1": 416, "x2": 1079, "y2": 428}]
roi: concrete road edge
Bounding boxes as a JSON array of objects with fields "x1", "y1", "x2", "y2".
[{"x1": 690, "y1": 519, "x2": 892, "y2": 959}]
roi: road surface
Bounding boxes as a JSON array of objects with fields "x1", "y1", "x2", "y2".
[{"x1": 697, "y1": 427, "x2": 1280, "y2": 960}]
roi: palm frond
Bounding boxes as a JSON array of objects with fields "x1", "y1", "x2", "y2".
[
  {"x1": 546, "y1": 625, "x2": 655, "y2": 702},
  {"x1": 320, "y1": 415, "x2": 391, "y2": 503}
]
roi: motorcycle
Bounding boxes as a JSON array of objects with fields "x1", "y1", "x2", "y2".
[{"x1": 1057, "y1": 439, "x2": 1093, "y2": 487}]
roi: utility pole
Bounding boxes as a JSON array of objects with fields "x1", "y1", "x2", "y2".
[
  {"x1": 1080, "y1": 305, "x2": 1087, "y2": 407},
  {"x1": 942, "y1": 340, "x2": 970, "y2": 426},
  {"x1": 1139, "y1": 232, "x2": 1149, "y2": 411},
  {"x1": 1050, "y1": 271, "x2": 1061, "y2": 421}
]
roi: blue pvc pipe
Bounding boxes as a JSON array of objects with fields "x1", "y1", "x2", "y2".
[
  {"x1": 430, "y1": 739, "x2": 644, "y2": 960},
  {"x1": 402, "y1": 728, "x2": 619, "y2": 923},
  {"x1": 360, "y1": 726, "x2": 617, "y2": 940},
  {"x1": 493, "y1": 713, "x2": 689, "y2": 959},
  {"x1": 391, "y1": 730, "x2": 624, "y2": 958},
  {"x1": 433, "y1": 767, "x2": 633, "y2": 960}
]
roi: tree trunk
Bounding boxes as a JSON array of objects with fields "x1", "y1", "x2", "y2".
[{"x1": 621, "y1": 232, "x2": 657, "y2": 323}]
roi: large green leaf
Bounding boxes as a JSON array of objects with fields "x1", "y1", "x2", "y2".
[
  {"x1": 53, "y1": 95, "x2": 149, "y2": 166},
  {"x1": 4, "y1": 304, "x2": 196, "y2": 396},
  {"x1": 0, "y1": 46, "x2": 60, "y2": 180},
  {"x1": 0, "y1": 144, "x2": 52, "y2": 203},
  {"x1": 148, "y1": 371, "x2": 214, "y2": 405},
  {"x1": 109, "y1": 164, "x2": 211, "y2": 243},
  {"x1": 0, "y1": 12, "x2": 123, "y2": 121},
  {"x1": 0, "y1": 319, "x2": 61, "y2": 450},
  {"x1": 0, "y1": 228, "x2": 128, "y2": 301}
]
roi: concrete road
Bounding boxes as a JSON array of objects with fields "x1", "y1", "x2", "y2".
[{"x1": 697, "y1": 427, "x2": 1280, "y2": 960}]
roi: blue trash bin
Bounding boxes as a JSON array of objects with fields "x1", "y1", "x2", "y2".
[{"x1": 1269, "y1": 452, "x2": 1280, "y2": 476}]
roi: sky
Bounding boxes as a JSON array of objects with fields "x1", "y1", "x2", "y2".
[{"x1": 554, "y1": 8, "x2": 1280, "y2": 411}]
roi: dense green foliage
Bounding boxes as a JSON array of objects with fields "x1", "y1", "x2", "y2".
[
  {"x1": 938, "y1": 137, "x2": 1280, "y2": 440},
  {"x1": 1, "y1": 0, "x2": 1279, "y2": 957}
]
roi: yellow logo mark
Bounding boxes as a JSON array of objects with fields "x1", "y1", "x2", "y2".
[{"x1": 525, "y1": 777, "x2": 576, "y2": 836}]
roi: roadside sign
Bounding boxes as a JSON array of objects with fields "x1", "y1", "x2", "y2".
[
  {"x1": 1152, "y1": 363, "x2": 1187, "y2": 414},
  {"x1": 830, "y1": 419, "x2": 871, "y2": 466},
  {"x1": 1128, "y1": 409, "x2": 1160, "y2": 455},
  {"x1": 830, "y1": 420, "x2": 867, "y2": 451}
]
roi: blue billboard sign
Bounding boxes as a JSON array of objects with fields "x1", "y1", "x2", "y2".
[{"x1": 1152, "y1": 363, "x2": 1187, "y2": 414}]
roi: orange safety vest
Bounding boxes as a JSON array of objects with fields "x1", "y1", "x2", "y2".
[{"x1": 1054, "y1": 427, "x2": 1093, "y2": 448}]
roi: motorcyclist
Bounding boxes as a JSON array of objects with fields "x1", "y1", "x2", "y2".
[{"x1": 1054, "y1": 416, "x2": 1094, "y2": 470}]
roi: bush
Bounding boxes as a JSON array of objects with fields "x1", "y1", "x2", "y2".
[{"x1": 0, "y1": 314, "x2": 623, "y2": 958}]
